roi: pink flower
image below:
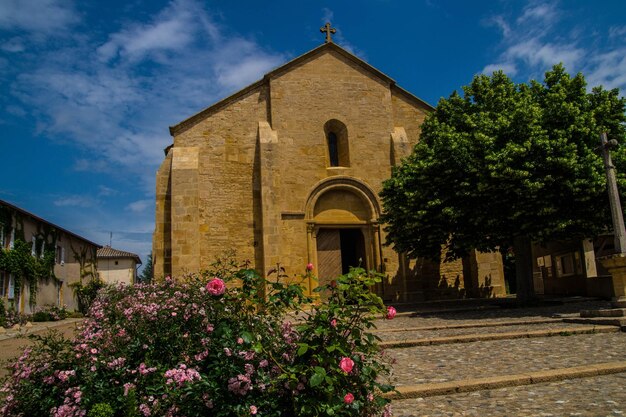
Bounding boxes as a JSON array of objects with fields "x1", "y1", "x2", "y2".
[
  {"x1": 250, "y1": 405, "x2": 258, "y2": 415},
  {"x1": 344, "y1": 393, "x2": 354, "y2": 404},
  {"x1": 386, "y1": 306, "x2": 397, "y2": 320},
  {"x1": 330, "y1": 319, "x2": 337, "y2": 328},
  {"x1": 306, "y1": 263, "x2": 314, "y2": 271},
  {"x1": 171, "y1": 312, "x2": 177, "y2": 317},
  {"x1": 206, "y1": 278, "x2": 226, "y2": 296},
  {"x1": 237, "y1": 337, "x2": 244, "y2": 345},
  {"x1": 339, "y1": 357, "x2": 354, "y2": 373}
]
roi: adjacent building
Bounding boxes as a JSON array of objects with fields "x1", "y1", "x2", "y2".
[
  {"x1": 97, "y1": 246, "x2": 142, "y2": 285},
  {"x1": 0, "y1": 199, "x2": 100, "y2": 313}
]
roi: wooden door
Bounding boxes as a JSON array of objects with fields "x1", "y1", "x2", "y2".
[{"x1": 316, "y1": 229, "x2": 343, "y2": 288}]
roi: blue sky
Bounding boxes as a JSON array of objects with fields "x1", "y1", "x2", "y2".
[{"x1": 1, "y1": 0, "x2": 625, "y2": 270}]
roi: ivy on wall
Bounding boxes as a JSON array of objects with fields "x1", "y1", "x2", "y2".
[{"x1": 0, "y1": 207, "x2": 60, "y2": 307}]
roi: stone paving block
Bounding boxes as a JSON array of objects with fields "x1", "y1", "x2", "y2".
[{"x1": 387, "y1": 362, "x2": 626, "y2": 400}]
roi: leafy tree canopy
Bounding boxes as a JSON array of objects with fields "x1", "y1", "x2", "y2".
[{"x1": 381, "y1": 64, "x2": 626, "y2": 263}]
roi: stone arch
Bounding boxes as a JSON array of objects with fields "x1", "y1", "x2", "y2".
[
  {"x1": 324, "y1": 119, "x2": 350, "y2": 167},
  {"x1": 304, "y1": 177, "x2": 384, "y2": 296},
  {"x1": 304, "y1": 176, "x2": 381, "y2": 222}
]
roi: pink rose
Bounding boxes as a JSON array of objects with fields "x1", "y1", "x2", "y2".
[
  {"x1": 386, "y1": 306, "x2": 397, "y2": 320},
  {"x1": 330, "y1": 319, "x2": 337, "y2": 328},
  {"x1": 339, "y1": 357, "x2": 354, "y2": 373},
  {"x1": 344, "y1": 393, "x2": 354, "y2": 404},
  {"x1": 306, "y1": 263, "x2": 314, "y2": 271},
  {"x1": 250, "y1": 405, "x2": 258, "y2": 415},
  {"x1": 206, "y1": 278, "x2": 226, "y2": 296}
]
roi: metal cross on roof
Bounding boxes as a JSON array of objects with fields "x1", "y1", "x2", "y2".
[{"x1": 320, "y1": 22, "x2": 336, "y2": 43}]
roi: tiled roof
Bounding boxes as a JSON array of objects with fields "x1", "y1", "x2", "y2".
[{"x1": 97, "y1": 246, "x2": 142, "y2": 264}]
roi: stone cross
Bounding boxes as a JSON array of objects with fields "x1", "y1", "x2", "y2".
[
  {"x1": 320, "y1": 22, "x2": 336, "y2": 43},
  {"x1": 600, "y1": 132, "x2": 626, "y2": 253}
]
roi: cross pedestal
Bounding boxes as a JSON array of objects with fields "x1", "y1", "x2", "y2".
[{"x1": 598, "y1": 254, "x2": 626, "y2": 308}]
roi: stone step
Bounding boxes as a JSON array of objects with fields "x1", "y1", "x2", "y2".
[
  {"x1": 379, "y1": 325, "x2": 619, "y2": 348},
  {"x1": 563, "y1": 317, "x2": 626, "y2": 329},
  {"x1": 580, "y1": 308, "x2": 626, "y2": 317},
  {"x1": 374, "y1": 318, "x2": 562, "y2": 333},
  {"x1": 385, "y1": 361, "x2": 626, "y2": 400}
]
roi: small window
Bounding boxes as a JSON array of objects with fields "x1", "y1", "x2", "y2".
[
  {"x1": 56, "y1": 245, "x2": 66, "y2": 264},
  {"x1": 328, "y1": 132, "x2": 339, "y2": 166},
  {"x1": 115, "y1": 260, "x2": 119, "y2": 265},
  {"x1": 324, "y1": 119, "x2": 350, "y2": 167},
  {"x1": 7, "y1": 274, "x2": 15, "y2": 299}
]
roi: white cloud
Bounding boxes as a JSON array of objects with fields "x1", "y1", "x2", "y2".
[
  {"x1": 98, "y1": 186, "x2": 118, "y2": 197},
  {"x1": 505, "y1": 39, "x2": 583, "y2": 70},
  {"x1": 517, "y1": 2, "x2": 557, "y2": 24},
  {"x1": 609, "y1": 26, "x2": 626, "y2": 39},
  {"x1": 126, "y1": 199, "x2": 153, "y2": 213},
  {"x1": 322, "y1": 8, "x2": 334, "y2": 25},
  {"x1": 482, "y1": 62, "x2": 518, "y2": 76},
  {"x1": 484, "y1": 15, "x2": 511, "y2": 38},
  {"x1": 97, "y1": 0, "x2": 202, "y2": 63},
  {"x1": 585, "y1": 49, "x2": 626, "y2": 90},
  {"x1": 7, "y1": 0, "x2": 286, "y2": 195},
  {"x1": 481, "y1": 0, "x2": 625, "y2": 94},
  {"x1": 53, "y1": 195, "x2": 96, "y2": 208},
  {"x1": 0, "y1": 0, "x2": 78, "y2": 33}
]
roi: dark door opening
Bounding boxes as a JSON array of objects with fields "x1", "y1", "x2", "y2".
[{"x1": 339, "y1": 229, "x2": 366, "y2": 273}]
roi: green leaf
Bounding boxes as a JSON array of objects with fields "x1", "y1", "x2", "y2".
[
  {"x1": 309, "y1": 372, "x2": 324, "y2": 387},
  {"x1": 297, "y1": 343, "x2": 309, "y2": 356}
]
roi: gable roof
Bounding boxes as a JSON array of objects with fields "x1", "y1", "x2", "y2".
[
  {"x1": 97, "y1": 246, "x2": 142, "y2": 265},
  {"x1": 169, "y1": 42, "x2": 434, "y2": 137},
  {"x1": 0, "y1": 199, "x2": 101, "y2": 248}
]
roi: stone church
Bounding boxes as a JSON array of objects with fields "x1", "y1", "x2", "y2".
[{"x1": 153, "y1": 30, "x2": 506, "y2": 301}]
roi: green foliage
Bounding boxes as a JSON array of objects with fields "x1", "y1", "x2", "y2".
[
  {"x1": 32, "y1": 304, "x2": 68, "y2": 322},
  {"x1": 381, "y1": 64, "x2": 626, "y2": 262},
  {"x1": 288, "y1": 267, "x2": 393, "y2": 417},
  {"x1": 87, "y1": 403, "x2": 114, "y2": 417},
  {"x1": 70, "y1": 278, "x2": 108, "y2": 314},
  {"x1": 0, "y1": 238, "x2": 58, "y2": 307},
  {"x1": 0, "y1": 301, "x2": 5, "y2": 327},
  {"x1": 139, "y1": 252, "x2": 153, "y2": 283},
  {"x1": 2, "y1": 331, "x2": 75, "y2": 416},
  {"x1": 1, "y1": 259, "x2": 394, "y2": 417}
]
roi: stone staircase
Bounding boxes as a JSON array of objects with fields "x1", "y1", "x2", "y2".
[{"x1": 373, "y1": 300, "x2": 626, "y2": 416}]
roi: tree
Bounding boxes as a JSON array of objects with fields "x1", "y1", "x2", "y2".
[
  {"x1": 381, "y1": 65, "x2": 626, "y2": 302},
  {"x1": 140, "y1": 252, "x2": 153, "y2": 283}
]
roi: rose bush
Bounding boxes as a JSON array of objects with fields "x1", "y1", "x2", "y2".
[{"x1": 1, "y1": 258, "x2": 394, "y2": 417}]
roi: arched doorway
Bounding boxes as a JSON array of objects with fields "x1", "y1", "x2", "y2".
[{"x1": 304, "y1": 177, "x2": 384, "y2": 296}]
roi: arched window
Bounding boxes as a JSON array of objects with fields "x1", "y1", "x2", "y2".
[
  {"x1": 328, "y1": 132, "x2": 339, "y2": 166},
  {"x1": 324, "y1": 120, "x2": 349, "y2": 167}
]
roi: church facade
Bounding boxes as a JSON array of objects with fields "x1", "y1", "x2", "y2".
[{"x1": 153, "y1": 40, "x2": 506, "y2": 301}]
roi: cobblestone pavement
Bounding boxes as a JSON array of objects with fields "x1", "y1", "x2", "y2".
[
  {"x1": 374, "y1": 321, "x2": 597, "y2": 342},
  {"x1": 389, "y1": 332, "x2": 626, "y2": 386},
  {"x1": 373, "y1": 300, "x2": 626, "y2": 416},
  {"x1": 391, "y1": 373, "x2": 626, "y2": 417}
]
